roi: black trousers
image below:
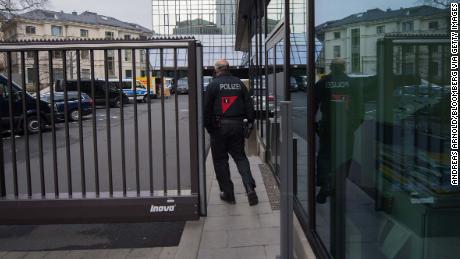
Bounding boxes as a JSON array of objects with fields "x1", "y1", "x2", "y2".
[
  {"x1": 210, "y1": 122, "x2": 255, "y2": 195},
  {"x1": 316, "y1": 129, "x2": 354, "y2": 192}
]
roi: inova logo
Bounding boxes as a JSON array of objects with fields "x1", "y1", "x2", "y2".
[{"x1": 150, "y1": 200, "x2": 176, "y2": 213}]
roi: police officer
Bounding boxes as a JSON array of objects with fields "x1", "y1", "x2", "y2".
[
  {"x1": 315, "y1": 58, "x2": 364, "y2": 204},
  {"x1": 204, "y1": 59, "x2": 258, "y2": 206}
]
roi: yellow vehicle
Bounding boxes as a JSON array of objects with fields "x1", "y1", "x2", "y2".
[{"x1": 137, "y1": 77, "x2": 171, "y2": 98}]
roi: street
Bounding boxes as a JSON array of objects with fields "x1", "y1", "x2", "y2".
[{"x1": 1, "y1": 95, "x2": 193, "y2": 197}]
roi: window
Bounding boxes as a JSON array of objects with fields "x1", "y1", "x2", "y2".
[
  {"x1": 81, "y1": 69, "x2": 91, "y2": 79},
  {"x1": 107, "y1": 55, "x2": 115, "y2": 76},
  {"x1": 125, "y1": 70, "x2": 132, "y2": 79},
  {"x1": 53, "y1": 50, "x2": 62, "y2": 59},
  {"x1": 429, "y1": 21, "x2": 439, "y2": 30},
  {"x1": 53, "y1": 68, "x2": 63, "y2": 80},
  {"x1": 80, "y1": 29, "x2": 89, "y2": 38},
  {"x1": 125, "y1": 49, "x2": 132, "y2": 62},
  {"x1": 81, "y1": 50, "x2": 89, "y2": 60},
  {"x1": 333, "y1": 46, "x2": 341, "y2": 58},
  {"x1": 105, "y1": 31, "x2": 114, "y2": 39},
  {"x1": 124, "y1": 34, "x2": 131, "y2": 40},
  {"x1": 27, "y1": 68, "x2": 35, "y2": 84},
  {"x1": 26, "y1": 26, "x2": 36, "y2": 34},
  {"x1": 377, "y1": 25, "x2": 385, "y2": 34},
  {"x1": 140, "y1": 70, "x2": 146, "y2": 77},
  {"x1": 51, "y1": 25, "x2": 63, "y2": 36},
  {"x1": 221, "y1": 13, "x2": 226, "y2": 25},
  {"x1": 402, "y1": 21, "x2": 414, "y2": 32},
  {"x1": 140, "y1": 49, "x2": 146, "y2": 62},
  {"x1": 333, "y1": 31, "x2": 340, "y2": 39},
  {"x1": 26, "y1": 51, "x2": 35, "y2": 59}
]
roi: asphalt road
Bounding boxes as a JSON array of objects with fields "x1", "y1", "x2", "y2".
[{"x1": 1, "y1": 95, "x2": 194, "y2": 197}]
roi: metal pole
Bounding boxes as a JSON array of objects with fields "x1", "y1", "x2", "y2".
[
  {"x1": 331, "y1": 100, "x2": 346, "y2": 258},
  {"x1": 279, "y1": 101, "x2": 293, "y2": 259},
  {"x1": 196, "y1": 44, "x2": 207, "y2": 216}
]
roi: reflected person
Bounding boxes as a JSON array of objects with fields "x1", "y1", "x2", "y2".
[{"x1": 315, "y1": 58, "x2": 364, "y2": 204}]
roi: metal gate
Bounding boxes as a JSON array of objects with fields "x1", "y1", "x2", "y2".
[{"x1": 0, "y1": 37, "x2": 206, "y2": 224}]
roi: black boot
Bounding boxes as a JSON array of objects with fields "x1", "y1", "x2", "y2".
[
  {"x1": 220, "y1": 192, "x2": 236, "y2": 204},
  {"x1": 244, "y1": 183, "x2": 258, "y2": 206},
  {"x1": 316, "y1": 187, "x2": 330, "y2": 204}
]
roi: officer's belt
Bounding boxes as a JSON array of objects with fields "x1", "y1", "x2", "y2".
[{"x1": 220, "y1": 117, "x2": 244, "y2": 124}]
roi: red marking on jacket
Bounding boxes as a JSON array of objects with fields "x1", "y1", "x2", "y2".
[{"x1": 221, "y1": 96, "x2": 238, "y2": 113}]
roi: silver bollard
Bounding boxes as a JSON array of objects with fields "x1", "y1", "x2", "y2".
[{"x1": 278, "y1": 101, "x2": 294, "y2": 259}]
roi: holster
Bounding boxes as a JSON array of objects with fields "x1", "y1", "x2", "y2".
[
  {"x1": 243, "y1": 120, "x2": 253, "y2": 138},
  {"x1": 213, "y1": 116, "x2": 222, "y2": 129}
]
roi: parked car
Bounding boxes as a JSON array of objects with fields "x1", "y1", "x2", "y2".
[
  {"x1": 0, "y1": 74, "x2": 51, "y2": 134},
  {"x1": 289, "y1": 76, "x2": 299, "y2": 92},
  {"x1": 55, "y1": 79, "x2": 129, "y2": 108},
  {"x1": 203, "y1": 76, "x2": 213, "y2": 91},
  {"x1": 108, "y1": 79, "x2": 155, "y2": 103},
  {"x1": 297, "y1": 76, "x2": 307, "y2": 91},
  {"x1": 252, "y1": 87, "x2": 275, "y2": 118},
  {"x1": 41, "y1": 91, "x2": 93, "y2": 121},
  {"x1": 176, "y1": 77, "x2": 189, "y2": 94}
]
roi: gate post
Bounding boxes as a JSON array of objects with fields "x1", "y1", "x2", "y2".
[
  {"x1": 188, "y1": 40, "x2": 207, "y2": 216},
  {"x1": 196, "y1": 43, "x2": 207, "y2": 216},
  {"x1": 279, "y1": 101, "x2": 294, "y2": 259},
  {"x1": 188, "y1": 40, "x2": 199, "y2": 197}
]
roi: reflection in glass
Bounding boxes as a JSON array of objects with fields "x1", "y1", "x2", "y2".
[{"x1": 314, "y1": 1, "x2": 453, "y2": 258}]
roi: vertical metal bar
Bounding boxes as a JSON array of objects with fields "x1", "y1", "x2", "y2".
[
  {"x1": 174, "y1": 48, "x2": 181, "y2": 194},
  {"x1": 6, "y1": 52, "x2": 18, "y2": 197},
  {"x1": 132, "y1": 49, "x2": 140, "y2": 195},
  {"x1": 293, "y1": 138, "x2": 298, "y2": 196},
  {"x1": 160, "y1": 48, "x2": 167, "y2": 194},
  {"x1": 104, "y1": 49, "x2": 113, "y2": 196},
  {"x1": 34, "y1": 50, "x2": 45, "y2": 197},
  {"x1": 48, "y1": 51, "x2": 58, "y2": 197},
  {"x1": 331, "y1": 101, "x2": 346, "y2": 259},
  {"x1": 0, "y1": 123, "x2": 4, "y2": 197},
  {"x1": 258, "y1": 12, "x2": 264, "y2": 139},
  {"x1": 188, "y1": 41, "x2": 199, "y2": 195},
  {"x1": 265, "y1": 43, "x2": 270, "y2": 158},
  {"x1": 63, "y1": 50, "x2": 72, "y2": 196},
  {"x1": 273, "y1": 46, "x2": 278, "y2": 173},
  {"x1": 254, "y1": 3, "x2": 260, "y2": 132},
  {"x1": 197, "y1": 44, "x2": 206, "y2": 216},
  {"x1": 306, "y1": 0, "x2": 317, "y2": 230},
  {"x1": 279, "y1": 101, "x2": 293, "y2": 259},
  {"x1": 90, "y1": 50, "x2": 99, "y2": 196},
  {"x1": 21, "y1": 52, "x2": 32, "y2": 197},
  {"x1": 76, "y1": 50, "x2": 86, "y2": 196},
  {"x1": 146, "y1": 49, "x2": 154, "y2": 195},
  {"x1": 284, "y1": 0, "x2": 291, "y2": 102},
  {"x1": 118, "y1": 49, "x2": 127, "y2": 196}
]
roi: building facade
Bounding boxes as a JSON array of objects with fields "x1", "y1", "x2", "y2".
[
  {"x1": 152, "y1": 0, "x2": 245, "y2": 69},
  {"x1": 316, "y1": 5, "x2": 449, "y2": 75},
  {"x1": 1, "y1": 9, "x2": 152, "y2": 90}
]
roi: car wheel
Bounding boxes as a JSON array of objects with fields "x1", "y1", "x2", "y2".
[
  {"x1": 70, "y1": 110, "x2": 80, "y2": 121},
  {"x1": 26, "y1": 115, "x2": 41, "y2": 134}
]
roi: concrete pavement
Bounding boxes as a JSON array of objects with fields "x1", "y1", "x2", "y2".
[{"x1": 175, "y1": 151, "x2": 281, "y2": 259}]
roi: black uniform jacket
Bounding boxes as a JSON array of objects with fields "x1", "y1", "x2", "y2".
[{"x1": 204, "y1": 72, "x2": 255, "y2": 133}]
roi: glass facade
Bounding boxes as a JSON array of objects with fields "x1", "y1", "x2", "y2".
[
  {"x1": 239, "y1": 0, "x2": 457, "y2": 259},
  {"x1": 152, "y1": 0, "x2": 245, "y2": 67},
  {"x1": 313, "y1": 2, "x2": 454, "y2": 258}
]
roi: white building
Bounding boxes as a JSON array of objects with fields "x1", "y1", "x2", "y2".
[
  {"x1": 1, "y1": 9, "x2": 152, "y2": 90},
  {"x1": 316, "y1": 5, "x2": 449, "y2": 75}
]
